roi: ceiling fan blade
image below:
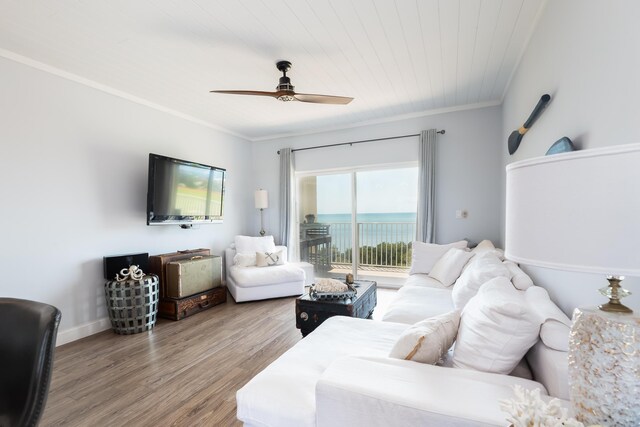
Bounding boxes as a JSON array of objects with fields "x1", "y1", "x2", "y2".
[
  {"x1": 210, "y1": 90, "x2": 279, "y2": 98},
  {"x1": 293, "y1": 93, "x2": 353, "y2": 105}
]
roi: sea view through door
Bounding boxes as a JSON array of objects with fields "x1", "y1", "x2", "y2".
[{"x1": 298, "y1": 166, "x2": 418, "y2": 283}]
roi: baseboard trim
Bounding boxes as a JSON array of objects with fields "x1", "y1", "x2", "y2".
[{"x1": 56, "y1": 318, "x2": 111, "y2": 346}]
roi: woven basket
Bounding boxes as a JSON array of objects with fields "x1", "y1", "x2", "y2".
[{"x1": 104, "y1": 274, "x2": 159, "y2": 335}]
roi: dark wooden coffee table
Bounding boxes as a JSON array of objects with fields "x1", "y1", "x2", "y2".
[{"x1": 295, "y1": 280, "x2": 377, "y2": 337}]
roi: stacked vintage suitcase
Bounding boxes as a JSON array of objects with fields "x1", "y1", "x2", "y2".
[{"x1": 149, "y1": 249, "x2": 226, "y2": 320}]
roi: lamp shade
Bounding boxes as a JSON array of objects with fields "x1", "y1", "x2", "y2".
[
  {"x1": 254, "y1": 189, "x2": 268, "y2": 209},
  {"x1": 505, "y1": 143, "x2": 640, "y2": 277}
]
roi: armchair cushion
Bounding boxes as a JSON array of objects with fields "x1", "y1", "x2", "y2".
[
  {"x1": 229, "y1": 264, "x2": 304, "y2": 287},
  {"x1": 234, "y1": 235, "x2": 276, "y2": 254}
]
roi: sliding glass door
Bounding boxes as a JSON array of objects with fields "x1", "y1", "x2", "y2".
[
  {"x1": 298, "y1": 173, "x2": 353, "y2": 279},
  {"x1": 297, "y1": 165, "x2": 417, "y2": 283},
  {"x1": 355, "y1": 168, "x2": 417, "y2": 281}
]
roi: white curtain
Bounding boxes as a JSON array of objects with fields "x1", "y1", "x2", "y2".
[
  {"x1": 416, "y1": 129, "x2": 437, "y2": 243},
  {"x1": 279, "y1": 148, "x2": 298, "y2": 260}
]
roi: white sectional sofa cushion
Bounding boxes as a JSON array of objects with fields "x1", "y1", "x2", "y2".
[
  {"x1": 316, "y1": 356, "x2": 556, "y2": 427},
  {"x1": 403, "y1": 273, "x2": 449, "y2": 289},
  {"x1": 381, "y1": 286, "x2": 454, "y2": 324},
  {"x1": 237, "y1": 317, "x2": 408, "y2": 427},
  {"x1": 503, "y1": 261, "x2": 534, "y2": 290},
  {"x1": 526, "y1": 285, "x2": 572, "y2": 351}
]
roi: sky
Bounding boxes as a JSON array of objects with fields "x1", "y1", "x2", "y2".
[{"x1": 315, "y1": 167, "x2": 418, "y2": 214}]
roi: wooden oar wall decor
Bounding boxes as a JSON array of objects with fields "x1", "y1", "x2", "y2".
[{"x1": 508, "y1": 94, "x2": 551, "y2": 155}]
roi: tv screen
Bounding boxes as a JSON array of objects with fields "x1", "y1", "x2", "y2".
[{"x1": 147, "y1": 153, "x2": 225, "y2": 226}]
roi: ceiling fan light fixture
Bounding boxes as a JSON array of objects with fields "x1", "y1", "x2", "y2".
[{"x1": 277, "y1": 94, "x2": 296, "y2": 102}]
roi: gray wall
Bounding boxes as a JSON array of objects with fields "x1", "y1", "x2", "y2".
[
  {"x1": 500, "y1": 0, "x2": 640, "y2": 314},
  {"x1": 251, "y1": 105, "x2": 503, "y2": 263},
  {"x1": 0, "y1": 57, "x2": 254, "y2": 344}
]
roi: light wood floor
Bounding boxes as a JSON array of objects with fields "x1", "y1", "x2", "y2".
[{"x1": 41, "y1": 288, "x2": 396, "y2": 427}]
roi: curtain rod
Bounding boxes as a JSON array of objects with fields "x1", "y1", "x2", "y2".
[{"x1": 276, "y1": 130, "x2": 445, "y2": 155}]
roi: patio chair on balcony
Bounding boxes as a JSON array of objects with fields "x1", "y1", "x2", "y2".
[{"x1": 299, "y1": 223, "x2": 332, "y2": 273}]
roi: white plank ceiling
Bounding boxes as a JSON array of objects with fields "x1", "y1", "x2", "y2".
[{"x1": 0, "y1": 0, "x2": 545, "y2": 140}]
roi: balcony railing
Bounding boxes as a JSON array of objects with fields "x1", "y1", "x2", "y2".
[{"x1": 300, "y1": 222, "x2": 415, "y2": 273}]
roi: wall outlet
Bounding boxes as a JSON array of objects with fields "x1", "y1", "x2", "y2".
[{"x1": 456, "y1": 210, "x2": 468, "y2": 219}]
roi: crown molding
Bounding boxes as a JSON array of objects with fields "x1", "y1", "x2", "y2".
[{"x1": 0, "y1": 48, "x2": 251, "y2": 141}]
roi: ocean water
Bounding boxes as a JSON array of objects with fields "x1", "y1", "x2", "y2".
[{"x1": 312, "y1": 212, "x2": 416, "y2": 252}]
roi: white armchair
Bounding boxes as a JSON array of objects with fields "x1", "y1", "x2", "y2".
[{"x1": 225, "y1": 236, "x2": 312, "y2": 302}]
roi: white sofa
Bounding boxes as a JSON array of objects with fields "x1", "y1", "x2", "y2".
[{"x1": 237, "y1": 241, "x2": 572, "y2": 426}]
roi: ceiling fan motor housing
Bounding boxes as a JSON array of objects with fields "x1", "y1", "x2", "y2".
[{"x1": 276, "y1": 75, "x2": 295, "y2": 101}]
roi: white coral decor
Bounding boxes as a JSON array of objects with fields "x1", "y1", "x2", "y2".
[{"x1": 499, "y1": 386, "x2": 587, "y2": 427}]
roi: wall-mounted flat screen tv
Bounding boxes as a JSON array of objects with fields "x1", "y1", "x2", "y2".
[{"x1": 147, "y1": 153, "x2": 225, "y2": 226}]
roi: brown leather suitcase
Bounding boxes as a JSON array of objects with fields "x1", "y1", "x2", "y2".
[
  {"x1": 148, "y1": 249, "x2": 210, "y2": 298},
  {"x1": 158, "y1": 287, "x2": 227, "y2": 321},
  {"x1": 166, "y1": 255, "x2": 222, "y2": 298}
]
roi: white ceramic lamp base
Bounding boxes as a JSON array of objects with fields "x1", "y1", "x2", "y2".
[{"x1": 568, "y1": 307, "x2": 640, "y2": 426}]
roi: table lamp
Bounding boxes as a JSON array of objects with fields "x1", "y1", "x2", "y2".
[
  {"x1": 505, "y1": 143, "x2": 640, "y2": 426},
  {"x1": 255, "y1": 189, "x2": 268, "y2": 236}
]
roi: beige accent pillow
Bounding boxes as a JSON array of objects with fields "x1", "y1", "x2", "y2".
[
  {"x1": 428, "y1": 248, "x2": 475, "y2": 287},
  {"x1": 256, "y1": 250, "x2": 284, "y2": 267},
  {"x1": 409, "y1": 240, "x2": 468, "y2": 275},
  {"x1": 389, "y1": 311, "x2": 460, "y2": 364}
]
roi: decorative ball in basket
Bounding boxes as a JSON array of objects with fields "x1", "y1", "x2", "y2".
[{"x1": 104, "y1": 265, "x2": 159, "y2": 335}]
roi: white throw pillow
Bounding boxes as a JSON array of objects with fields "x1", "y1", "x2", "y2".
[
  {"x1": 428, "y1": 248, "x2": 475, "y2": 287},
  {"x1": 472, "y1": 240, "x2": 504, "y2": 259},
  {"x1": 451, "y1": 253, "x2": 511, "y2": 310},
  {"x1": 472, "y1": 239, "x2": 496, "y2": 255},
  {"x1": 452, "y1": 277, "x2": 542, "y2": 374},
  {"x1": 234, "y1": 253, "x2": 256, "y2": 267},
  {"x1": 255, "y1": 250, "x2": 284, "y2": 267},
  {"x1": 503, "y1": 261, "x2": 534, "y2": 290},
  {"x1": 234, "y1": 235, "x2": 276, "y2": 255},
  {"x1": 389, "y1": 311, "x2": 460, "y2": 364},
  {"x1": 409, "y1": 240, "x2": 468, "y2": 275}
]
